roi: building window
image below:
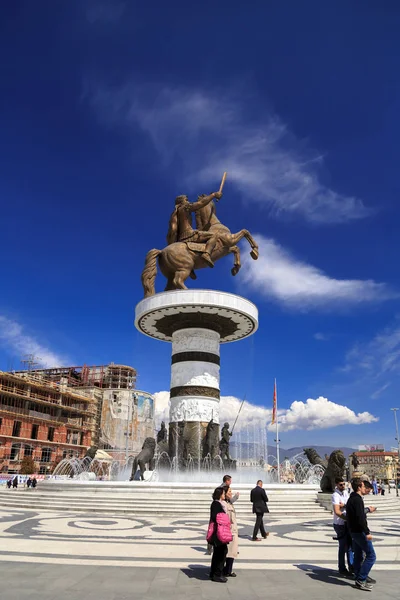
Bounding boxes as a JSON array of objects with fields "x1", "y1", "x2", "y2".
[
  {"x1": 31, "y1": 424, "x2": 38, "y2": 440},
  {"x1": 39, "y1": 466, "x2": 47, "y2": 474},
  {"x1": 41, "y1": 447, "x2": 52, "y2": 463},
  {"x1": 48, "y1": 427, "x2": 55, "y2": 442},
  {"x1": 24, "y1": 444, "x2": 33, "y2": 457},
  {"x1": 12, "y1": 421, "x2": 21, "y2": 437},
  {"x1": 10, "y1": 443, "x2": 21, "y2": 461},
  {"x1": 62, "y1": 450, "x2": 67, "y2": 459}
]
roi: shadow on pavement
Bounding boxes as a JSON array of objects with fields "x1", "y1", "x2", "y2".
[
  {"x1": 181, "y1": 565, "x2": 210, "y2": 580},
  {"x1": 295, "y1": 564, "x2": 353, "y2": 587}
]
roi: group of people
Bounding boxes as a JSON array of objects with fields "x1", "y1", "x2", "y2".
[
  {"x1": 332, "y1": 476, "x2": 377, "y2": 591},
  {"x1": 6, "y1": 476, "x2": 37, "y2": 489},
  {"x1": 207, "y1": 475, "x2": 270, "y2": 583}
]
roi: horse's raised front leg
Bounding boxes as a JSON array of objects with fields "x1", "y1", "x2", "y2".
[
  {"x1": 229, "y1": 229, "x2": 259, "y2": 260},
  {"x1": 229, "y1": 245, "x2": 241, "y2": 276}
]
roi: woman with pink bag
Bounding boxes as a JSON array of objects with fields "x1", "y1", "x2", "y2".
[{"x1": 207, "y1": 487, "x2": 233, "y2": 583}]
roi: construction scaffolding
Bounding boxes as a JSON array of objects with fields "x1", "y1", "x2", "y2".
[{"x1": 12, "y1": 363, "x2": 137, "y2": 390}]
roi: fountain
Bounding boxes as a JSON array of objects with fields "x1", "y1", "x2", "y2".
[{"x1": 51, "y1": 175, "x2": 324, "y2": 490}]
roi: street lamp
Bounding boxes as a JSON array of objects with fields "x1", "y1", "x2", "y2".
[{"x1": 390, "y1": 408, "x2": 400, "y2": 497}]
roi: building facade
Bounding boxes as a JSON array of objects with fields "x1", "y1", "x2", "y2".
[
  {"x1": 349, "y1": 449, "x2": 399, "y2": 481},
  {"x1": 0, "y1": 371, "x2": 96, "y2": 475},
  {"x1": 100, "y1": 389, "x2": 155, "y2": 460},
  {"x1": 7, "y1": 363, "x2": 155, "y2": 467}
]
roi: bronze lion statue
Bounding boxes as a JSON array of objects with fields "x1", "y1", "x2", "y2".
[
  {"x1": 320, "y1": 449, "x2": 346, "y2": 493},
  {"x1": 130, "y1": 437, "x2": 156, "y2": 481},
  {"x1": 303, "y1": 448, "x2": 328, "y2": 467}
]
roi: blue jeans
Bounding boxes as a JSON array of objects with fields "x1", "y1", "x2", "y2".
[
  {"x1": 351, "y1": 532, "x2": 376, "y2": 581},
  {"x1": 333, "y1": 524, "x2": 353, "y2": 571}
]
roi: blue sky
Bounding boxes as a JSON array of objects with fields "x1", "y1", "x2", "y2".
[{"x1": 1, "y1": 0, "x2": 400, "y2": 449}]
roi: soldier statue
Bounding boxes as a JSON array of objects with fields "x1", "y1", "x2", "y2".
[
  {"x1": 219, "y1": 422, "x2": 232, "y2": 461},
  {"x1": 157, "y1": 421, "x2": 168, "y2": 444},
  {"x1": 351, "y1": 453, "x2": 360, "y2": 471}
]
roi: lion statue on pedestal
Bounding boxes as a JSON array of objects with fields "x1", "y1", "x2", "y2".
[
  {"x1": 320, "y1": 450, "x2": 346, "y2": 493},
  {"x1": 129, "y1": 437, "x2": 156, "y2": 481}
]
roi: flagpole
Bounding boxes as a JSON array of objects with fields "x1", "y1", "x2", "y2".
[{"x1": 274, "y1": 379, "x2": 281, "y2": 483}]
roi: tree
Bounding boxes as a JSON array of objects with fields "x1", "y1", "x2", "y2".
[{"x1": 20, "y1": 456, "x2": 36, "y2": 475}]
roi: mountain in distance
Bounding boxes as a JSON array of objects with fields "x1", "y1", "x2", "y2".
[
  {"x1": 280, "y1": 446, "x2": 356, "y2": 460},
  {"x1": 230, "y1": 442, "x2": 356, "y2": 461}
]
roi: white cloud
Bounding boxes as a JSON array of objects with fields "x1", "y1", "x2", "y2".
[
  {"x1": 88, "y1": 83, "x2": 371, "y2": 224},
  {"x1": 280, "y1": 397, "x2": 377, "y2": 431},
  {"x1": 343, "y1": 323, "x2": 400, "y2": 377},
  {"x1": 370, "y1": 383, "x2": 391, "y2": 400},
  {"x1": 239, "y1": 235, "x2": 396, "y2": 309},
  {"x1": 0, "y1": 316, "x2": 70, "y2": 368},
  {"x1": 314, "y1": 333, "x2": 330, "y2": 341},
  {"x1": 154, "y1": 391, "x2": 377, "y2": 432}
]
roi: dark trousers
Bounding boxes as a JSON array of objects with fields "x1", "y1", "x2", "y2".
[
  {"x1": 210, "y1": 544, "x2": 228, "y2": 578},
  {"x1": 333, "y1": 524, "x2": 353, "y2": 572},
  {"x1": 351, "y1": 533, "x2": 376, "y2": 582},
  {"x1": 223, "y1": 557, "x2": 234, "y2": 575},
  {"x1": 252, "y1": 512, "x2": 266, "y2": 539}
]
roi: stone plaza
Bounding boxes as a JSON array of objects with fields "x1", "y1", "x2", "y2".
[{"x1": 0, "y1": 485, "x2": 399, "y2": 600}]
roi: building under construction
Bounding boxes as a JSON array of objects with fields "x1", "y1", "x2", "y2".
[
  {"x1": 2, "y1": 363, "x2": 154, "y2": 473},
  {"x1": 0, "y1": 370, "x2": 96, "y2": 475},
  {"x1": 13, "y1": 363, "x2": 137, "y2": 391}
]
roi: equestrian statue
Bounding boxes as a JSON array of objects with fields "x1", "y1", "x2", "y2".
[{"x1": 141, "y1": 173, "x2": 259, "y2": 296}]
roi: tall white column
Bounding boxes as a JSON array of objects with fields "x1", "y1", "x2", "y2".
[{"x1": 169, "y1": 328, "x2": 220, "y2": 424}]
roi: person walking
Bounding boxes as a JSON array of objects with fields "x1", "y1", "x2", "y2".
[
  {"x1": 31, "y1": 477, "x2": 37, "y2": 489},
  {"x1": 250, "y1": 480, "x2": 269, "y2": 541},
  {"x1": 26, "y1": 477, "x2": 32, "y2": 489},
  {"x1": 12, "y1": 476, "x2": 18, "y2": 489},
  {"x1": 6, "y1": 479, "x2": 12, "y2": 489},
  {"x1": 222, "y1": 486, "x2": 239, "y2": 577},
  {"x1": 208, "y1": 487, "x2": 230, "y2": 583},
  {"x1": 331, "y1": 477, "x2": 353, "y2": 576},
  {"x1": 346, "y1": 478, "x2": 377, "y2": 591}
]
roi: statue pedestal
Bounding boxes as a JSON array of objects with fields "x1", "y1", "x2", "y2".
[{"x1": 135, "y1": 290, "x2": 258, "y2": 462}]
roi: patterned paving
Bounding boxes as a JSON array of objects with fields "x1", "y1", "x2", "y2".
[{"x1": 0, "y1": 508, "x2": 399, "y2": 570}]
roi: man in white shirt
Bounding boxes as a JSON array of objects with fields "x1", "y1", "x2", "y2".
[{"x1": 332, "y1": 476, "x2": 354, "y2": 576}]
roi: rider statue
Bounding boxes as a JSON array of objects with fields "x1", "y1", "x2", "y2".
[{"x1": 166, "y1": 190, "x2": 223, "y2": 268}]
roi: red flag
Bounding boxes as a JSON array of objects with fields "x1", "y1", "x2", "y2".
[{"x1": 271, "y1": 379, "x2": 277, "y2": 425}]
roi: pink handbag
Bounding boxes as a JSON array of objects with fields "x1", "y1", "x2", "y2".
[{"x1": 216, "y1": 512, "x2": 233, "y2": 544}]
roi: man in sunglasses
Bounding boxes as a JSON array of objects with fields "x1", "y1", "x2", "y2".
[{"x1": 332, "y1": 477, "x2": 354, "y2": 577}]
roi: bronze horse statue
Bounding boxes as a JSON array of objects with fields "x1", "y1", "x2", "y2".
[{"x1": 141, "y1": 195, "x2": 259, "y2": 297}]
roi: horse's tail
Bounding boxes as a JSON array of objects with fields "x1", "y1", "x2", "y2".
[{"x1": 141, "y1": 249, "x2": 161, "y2": 297}]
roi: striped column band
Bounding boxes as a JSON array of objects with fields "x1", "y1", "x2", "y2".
[{"x1": 169, "y1": 328, "x2": 220, "y2": 423}]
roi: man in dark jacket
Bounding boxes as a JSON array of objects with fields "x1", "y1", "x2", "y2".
[
  {"x1": 346, "y1": 478, "x2": 376, "y2": 591},
  {"x1": 250, "y1": 480, "x2": 269, "y2": 541}
]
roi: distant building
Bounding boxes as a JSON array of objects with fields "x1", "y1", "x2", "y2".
[
  {"x1": 8, "y1": 363, "x2": 155, "y2": 465},
  {"x1": 0, "y1": 370, "x2": 95, "y2": 475},
  {"x1": 349, "y1": 449, "x2": 399, "y2": 482}
]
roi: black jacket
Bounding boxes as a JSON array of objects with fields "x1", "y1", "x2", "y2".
[
  {"x1": 250, "y1": 486, "x2": 269, "y2": 514},
  {"x1": 346, "y1": 492, "x2": 370, "y2": 535}
]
